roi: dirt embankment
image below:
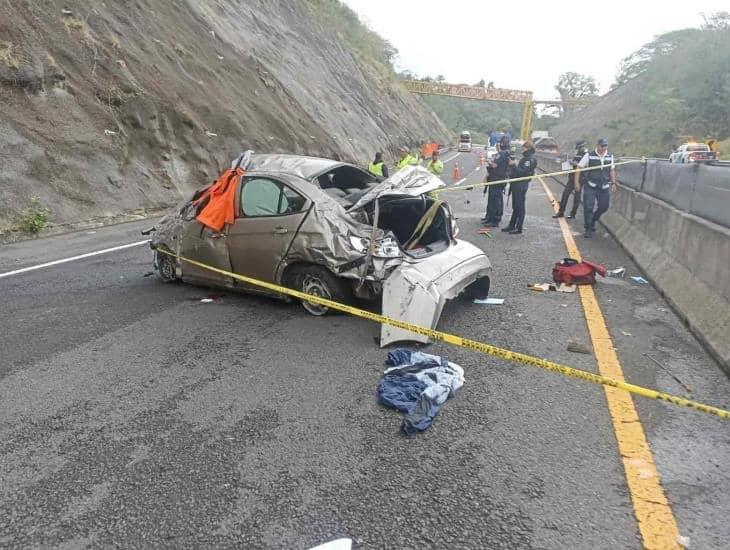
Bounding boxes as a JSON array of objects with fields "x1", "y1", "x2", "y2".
[{"x1": 0, "y1": 1, "x2": 449, "y2": 239}]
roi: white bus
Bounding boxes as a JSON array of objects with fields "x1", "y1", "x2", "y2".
[{"x1": 458, "y1": 131, "x2": 472, "y2": 152}]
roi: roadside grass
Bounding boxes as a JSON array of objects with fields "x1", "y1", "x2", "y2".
[{"x1": 20, "y1": 199, "x2": 49, "y2": 234}]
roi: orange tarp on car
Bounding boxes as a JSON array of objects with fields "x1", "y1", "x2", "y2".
[{"x1": 195, "y1": 168, "x2": 245, "y2": 231}]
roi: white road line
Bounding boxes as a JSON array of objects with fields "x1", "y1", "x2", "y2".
[
  {"x1": 454, "y1": 178, "x2": 466, "y2": 186},
  {"x1": 442, "y1": 152, "x2": 460, "y2": 163},
  {"x1": 0, "y1": 240, "x2": 150, "y2": 279}
]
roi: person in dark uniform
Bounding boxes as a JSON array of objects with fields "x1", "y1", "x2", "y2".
[
  {"x1": 481, "y1": 135, "x2": 516, "y2": 227},
  {"x1": 576, "y1": 138, "x2": 619, "y2": 238},
  {"x1": 501, "y1": 140, "x2": 537, "y2": 234},
  {"x1": 553, "y1": 140, "x2": 588, "y2": 219}
]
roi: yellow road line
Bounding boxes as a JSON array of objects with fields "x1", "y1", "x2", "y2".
[
  {"x1": 538, "y1": 176, "x2": 681, "y2": 550},
  {"x1": 155, "y1": 248, "x2": 729, "y2": 419}
]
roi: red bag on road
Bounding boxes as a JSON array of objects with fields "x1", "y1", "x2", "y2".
[{"x1": 552, "y1": 258, "x2": 606, "y2": 285}]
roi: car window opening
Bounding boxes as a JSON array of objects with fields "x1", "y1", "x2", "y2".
[
  {"x1": 316, "y1": 165, "x2": 375, "y2": 192},
  {"x1": 366, "y1": 196, "x2": 450, "y2": 257}
]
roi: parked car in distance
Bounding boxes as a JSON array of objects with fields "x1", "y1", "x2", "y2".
[
  {"x1": 534, "y1": 137, "x2": 559, "y2": 155},
  {"x1": 669, "y1": 143, "x2": 719, "y2": 163},
  {"x1": 458, "y1": 131, "x2": 472, "y2": 152},
  {"x1": 144, "y1": 154, "x2": 492, "y2": 346}
]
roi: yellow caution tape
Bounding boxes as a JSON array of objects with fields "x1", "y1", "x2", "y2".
[
  {"x1": 434, "y1": 158, "x2": 643, "y2": 194},
  {"x1": 155, "y1": 248, "x2": 728, "y2": 420}
]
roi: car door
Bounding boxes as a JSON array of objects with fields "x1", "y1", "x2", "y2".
[
  {"x1": 226, "y1": 176, "x2": 310, "y2": 287},
  {"x1": 178, "y1": 220, "x2": 234, "y2": 287}
]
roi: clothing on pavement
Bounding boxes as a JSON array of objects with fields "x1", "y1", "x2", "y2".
[{"x1": 377, "y1": 348, "x2": 465, "y2": 435}]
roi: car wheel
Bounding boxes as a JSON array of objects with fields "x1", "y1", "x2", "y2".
[
  {"x1": 288, "y1": 265, "x2": 351, "y2": 316},
  {"x1": 156, "y1": 250, "x2": 177, "y2": 283}
]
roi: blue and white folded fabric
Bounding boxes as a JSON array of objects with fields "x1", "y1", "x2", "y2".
[{"x1": 377, "y1": 348, "x2": 464, "y2": 435}]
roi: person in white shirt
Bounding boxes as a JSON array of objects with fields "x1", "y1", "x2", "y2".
[{"x1": 575, "y1": 138, "x2": 618, "y2": 238}]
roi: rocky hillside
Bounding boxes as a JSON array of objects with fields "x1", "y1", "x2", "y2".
[{"x1": 0, "y1": 0, "x2": 449, "y2": 238}]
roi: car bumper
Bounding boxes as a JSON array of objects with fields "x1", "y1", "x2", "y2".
[{"x1": 380, "y1": 239, "x2": 491, "y2": 346}]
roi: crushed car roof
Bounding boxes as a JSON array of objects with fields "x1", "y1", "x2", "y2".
[{"x1": 247, "y1": 154, "x2": 345, "y2": 180}]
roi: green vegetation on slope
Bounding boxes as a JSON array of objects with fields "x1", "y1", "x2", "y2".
[
  {"x1": 556, "y1": 14, "x2": 730, "y2": 157},
  {"x1": 305, "y1": 0, "x2": 397, "y2": 74}
]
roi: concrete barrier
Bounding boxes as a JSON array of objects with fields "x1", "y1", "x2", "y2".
[
  {"x1": 601, "y1": 189, "x2": 730, "y2": 373},
  {"x1": 536, "y1": 155, "x2": 730, "y2": 372}
]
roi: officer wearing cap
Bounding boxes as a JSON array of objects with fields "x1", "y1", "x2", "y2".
[
  {"x1": 482, "y1": 135, "x2": 516, "y2": 227},
  {"x1": 553, "y1": 140, "x2": 588, "y2": 219},
  {"x1": 575, "y1": 138, "x2": 618, "y2": 238}
]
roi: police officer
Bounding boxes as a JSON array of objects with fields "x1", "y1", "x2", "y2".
[
  {"x1": 426, "y1": 150, "x2": 444, "y2": 175},
  {"x1": 553, "y1": 140, "x2": 588, "y2": 219},
  {"x1": 502, "y1": 140, "x2": 537, "y2": 234},
  {"x1": 368, "y1": 151, "x2": 389, "y2": 179},
  {"x1": 482, "y1": 135, "x2": 516, "y2": 227},
  {"x1": 396, "y1": 147, "x2": 419, "y2": 170},
  {"x1": 576, "y1": 138, "x2": 619, "y2": 238}
]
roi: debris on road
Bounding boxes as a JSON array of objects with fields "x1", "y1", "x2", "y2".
[
  {"x1": 309, "y1": 539, "x2": 352, "y2": 550},
  {"x1": 620, "y1": 330, "x2": 633, "y2": 337},
  {"x1": 631, "y1": 276, "x2": 649, "y2": 285},
  {"x1": 528, "y1": 283, "x2": 576, "y2": 293},
  {"x1": 607, "y1": 267, "x2": 626, "y2": 278},
  {"x1": 567, "y1": 341, "x2": 592, "y2": 355},
  {"x1": 142, "y1": 271, "x2": 154, "y2": 278},
  {"x1": 553, "y1": 258, "x2": 606, "y2": 285},
  {"x1": 473, "y1": 297, "x2": 504, "y2": 305},
  {"x1": 377, "y1": 348, "x2": 464, "y2": 436},
  {"x1": 644, "y1": 353, "x2": 692, "y2": 393}
]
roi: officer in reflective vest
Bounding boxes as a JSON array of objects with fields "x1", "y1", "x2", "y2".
[
  {"x1": 426, "y1": 150, "x2": 444, "y2": 175},
  {"x1": 575, "y1": 138, "x2": 619, "y2": 238},
  {"x1": 396, "y1": 147, "x2": 419, "y2": 170},
  {"x1": 368, "y1": 151, "x2": 389, "y2": 179}
]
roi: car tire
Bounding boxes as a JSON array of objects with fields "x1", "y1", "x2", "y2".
[
  {"x1": 156, "y1": 250, "x2": 177, "y2": 283},
  {"x1": 286, "y1": 265, "x2": 351, "y2": 316}
]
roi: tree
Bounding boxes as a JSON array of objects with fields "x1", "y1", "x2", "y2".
[
  {"x1": 435, "y1": 75, "x2": 445, "y2": 83},
  {"x1": 555, "y1": 72, "x2": 598, "y2": 115},
  {"x1": 612, "y1": 29, "x2": 698, "y2": 88},
  {"x1": 701, "y1": 11, "x2": 730, "y2": 30},
  {"x1": 555, "y1": 72, "x2": 598, "y2": 99},
  {"x1": 474, "y1": 79, "x2": 486, "y2": 87}
]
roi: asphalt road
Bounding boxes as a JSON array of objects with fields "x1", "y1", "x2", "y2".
[{"x1": 1, "y1": 150, "x2": 728, "y2": 549}]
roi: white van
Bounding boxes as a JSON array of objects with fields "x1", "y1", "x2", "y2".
[{"x1": 458, "y1": 131, "x2": 472, "y2": 152}]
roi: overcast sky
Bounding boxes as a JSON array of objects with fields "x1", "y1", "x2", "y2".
[{"x1": 342, "y1": 0, "x2": 727, "y2": 98}]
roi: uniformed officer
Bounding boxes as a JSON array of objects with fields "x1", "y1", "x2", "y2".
[
  {"x1": 553, "y1": 140, "x2": 588, "y2": 219},
  {"x1": 576, "y1": 138, "x2": 619, "y2": 238},
  {"x1": 368, "y1": 151, "x2": 389, "y2": 179},
  {"x1": 482, "y1": 135, "x2": 516, "y2": 227},
  {"x1": 502, "y1": 140, "x2": 537, "y2": 234},
  {"x1": 396, "y1": 147, "x2": 419, "y2": 170},
  {"x1": 426, "y1": 150, "x2": 444, "y2": 175}
]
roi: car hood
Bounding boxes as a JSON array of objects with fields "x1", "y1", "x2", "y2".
[{"x1": 346, "y1": 165, "x2": 445, "y2": 212}]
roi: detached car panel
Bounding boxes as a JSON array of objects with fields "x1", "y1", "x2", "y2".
[
  {"x1": 381, "y1": 239, "x2": 492, "y2": 346},
  {"x1": 147, "y1": 154, "x2": 491, "y2": 344}
]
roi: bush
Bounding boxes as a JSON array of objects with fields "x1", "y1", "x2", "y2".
[{"x1": 20, "y1": 198, "x2": 49, "y2": 234}]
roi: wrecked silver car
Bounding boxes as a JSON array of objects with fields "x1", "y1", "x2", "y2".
[{"x1": 145, "y1": 153, "x2": 491, "y2": 345}]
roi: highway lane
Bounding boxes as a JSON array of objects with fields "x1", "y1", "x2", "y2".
[{"x1": 1, "y1": 150, "x2": 728, "y2": 549}]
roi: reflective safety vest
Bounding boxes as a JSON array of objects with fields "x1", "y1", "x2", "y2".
[
  {"x1": 368, "y1": 161, "x2": 385, "y2": 177},
  {"x1": 427, "y1": 159, "x2": 444, "y2": 175},
  {"x1": 397, "y1": 154, "x2": 418, "y2": 170},
  {"x1": 586, "y1": 150, "x2": 614, "y2": 190}
]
